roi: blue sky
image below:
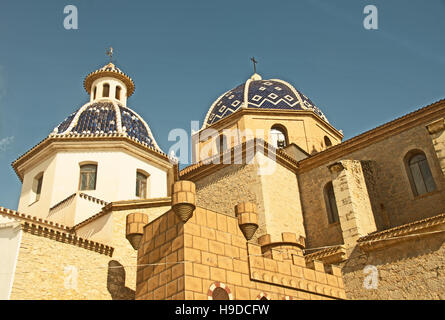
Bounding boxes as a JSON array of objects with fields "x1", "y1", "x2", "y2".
[{"x1": 1, "y1": 0, "x2": 445, "y2": 210}]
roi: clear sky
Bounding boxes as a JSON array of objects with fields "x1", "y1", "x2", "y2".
[{"x1": 1, "y1": 0, "x2": 445, "y2": 210}]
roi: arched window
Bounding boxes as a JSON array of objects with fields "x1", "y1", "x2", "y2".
[
  {"x1": 270, "y1": 125, "x2": 288, "y2": 149},
  {"x1": 93, "y1": 86, "x2": 97, "y2": 99},
  {"x1": 212, "y1": 287, "x2": 229, "y2": 300},
  {"x1": 136, "y1": 171, "x2": 148, "y2": 198},
  {"x1": 324, "y1": 136, "x2": 332, "y2": 148},
  {"x1": 102, "y1": 83, "x2": 110, "y2": 97},
  {"x1": 324, "y1": 182, "x2": 339, "y2": 224},
  {"x1": 405, "y1": 151, "x2": 436, "y2": 196},
  {"x1": 79, "y1": 164, "x2": 97, "y2": 191},
  {"x1": 115, "y1": 86, "x2": 121, "y2": 100},
  {"x1": 31, "y1": 172, "x2": 44, "y2": 203}
]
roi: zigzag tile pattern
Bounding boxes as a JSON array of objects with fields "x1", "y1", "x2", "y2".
[
  {"x1": 207, "y1": 83, "x2": 245, "y2": 125},
  {"x1": 205, "y1": 79, "x2": 327, "y2": 126}
]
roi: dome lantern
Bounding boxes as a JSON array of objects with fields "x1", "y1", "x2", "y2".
[{"x1": 83, "y1": 49, "x2": 135, "y2": 107}]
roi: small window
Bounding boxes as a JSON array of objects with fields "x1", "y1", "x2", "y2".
[
  {"x1": 216, "y1": 135, "x2": 227, "y2": 154},
  {"x1": 406, "y1": 151, "x2": 436, "y2": 196},
  {"x1": 136, "y1": 171, "x2": 148, "y2": 198},
  {"x1": 36, "y1": 176, "x2": 43, "y2": 201},
  {"x1": 324, "y1": 182, "x2": 339, "y2": 224},
  {"x1": 79, "y1": 164, "x2": 97, "y2": 191},
  {"x1": 270, "y1": 125, "x2": 288, "y2": 149},
  {"x1": 324, "y1": 136, "x2": 332, "y2": 148},
  {"x1": 212, "y1": 287, "x2": 229, "y2": 300},
  {"x1": 102, "y1": 83, "x2": 110, "y2": 97},
  {"x1": 93, "y1": 86, "x2": 97, "y2": 99},
  {"x1": 31, "y1": 172, "x2": 44, "y2": 203},
  {"x1": 115, "y1": 86, "x2": 121, "y2": 100}
]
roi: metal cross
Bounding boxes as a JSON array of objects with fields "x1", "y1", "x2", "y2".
[
  {"x1": 106, "y1": 46, "x2": 114, "y2": 63},
  {"x1": 250, "y1": 57, "x2": 258, "y2": 73}
]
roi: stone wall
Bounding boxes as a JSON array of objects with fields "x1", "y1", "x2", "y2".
[
  {"x1": 135, "y1": 207, "x2": 346, "y2": 300},
  {"x1": 342, "y1": 232, "x2": 445, "y2": 300},
  {"x1": 298, "y1": 165, "x2": 344, "y2": 249},
  {"x1": 258, "y1": 155, "x2": 305, "y2": 242},
  {"x1": 299, "y1": 121, "x2": 445, "y2": 249},
  {"x1": 194, "y1": 153, "x2": 306, "y2": 244},
  {"x1": 135, "y1": 209, "x2": 185, "y2": 300},
  {"x1": 194, "y1": 163, "x2": 267, "y2": 241},
  {"x1": 10, "y1": 230, "x2": 132, "y2": 300}
]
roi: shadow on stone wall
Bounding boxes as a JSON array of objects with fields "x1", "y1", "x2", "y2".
[
  {"x1": 341, "y1": 234, "x2": 445, "y2": 299},
  {"x1": 107, "y1": 260, "x2": 135, "y2": 300}
]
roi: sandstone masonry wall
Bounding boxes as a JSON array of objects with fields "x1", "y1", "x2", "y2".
[
  {"x1": 194, "y1": 163, "x2": 267, "y2": 241},
  {"x1": 136, "y1": 207, "x2": 346, "y2": 300},
  {"x1": 342, "y1": 233, "x2": 445, "y2": 300},
  {"x1": 10, "y1": 231, "x2": 124, "y2": 300},
  {"x1": 299, "y1": 121, "x2": 445, "y2": 249}
]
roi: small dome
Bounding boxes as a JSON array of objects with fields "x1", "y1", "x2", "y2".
[
  {"x1": 84, "y1": 62, "x2": 135, "y2": 97},
  {"x1": 203, "y1": 75, "x2": 328, "y2": 127},
  {"x1": 53, "y1": 101, "x2": 161, "y2": 151}
]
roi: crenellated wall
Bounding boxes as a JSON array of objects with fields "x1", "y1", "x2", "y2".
[{"x1": 134, "y1": 204, "x2": 346, "y2": 300}]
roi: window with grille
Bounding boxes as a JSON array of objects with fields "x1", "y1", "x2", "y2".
[
  {"x1": 79, "y1": 164, "x2": 97, "y2": 191},
  {"x1": 136, "y1": 171, "x2": 148, "y2": 198},
  {"x1": 407, "y1": 152, "x2": 436, "y2": 196}
]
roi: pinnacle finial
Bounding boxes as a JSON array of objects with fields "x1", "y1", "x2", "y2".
[
  {"x1": 106, "y1": 46, "x2": 114, "y2": 63},
  {"x1": 250, "y1": 57, "x2": 258, "y2": 74}
]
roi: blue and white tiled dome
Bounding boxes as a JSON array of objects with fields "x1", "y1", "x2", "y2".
[
  {"x1": 52, "y1": 101, "x2": 161, "y2": 151},
  {"x1": 203, "y1": 74, "x2": 328, "y2": 127}
]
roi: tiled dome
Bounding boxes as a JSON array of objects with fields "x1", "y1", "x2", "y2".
[
  {"x1": 203, "y1": 74, "x2": 328, "y2": 127},
  {"x1": 53, "y1": 101, "x2": 161, "y2": 151}
]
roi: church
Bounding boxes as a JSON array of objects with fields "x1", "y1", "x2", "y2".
[{"x1": 0, "y1": 53, "x2": 444, "y2": 300}]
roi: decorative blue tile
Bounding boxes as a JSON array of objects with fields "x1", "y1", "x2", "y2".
[
  {"x1": 205, "y1": 79, "x2": 328, "y2": 126},
  {"x1": 54, "y1": 102, "x2": 157, "y2": 149}
]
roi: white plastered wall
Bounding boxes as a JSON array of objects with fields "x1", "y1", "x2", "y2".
[
  {"x1": 17, "y1": 155, "x2": 57, "y2": 219},
  {"x1": 0, "y1": 215, "x2": 22, "y2": 300},
  {"x1": 17, "y1": 148, "x2": 169, "y2": 227},
  {"x1": 90, "y1": 77, "x2": 128, "y2": 106}
]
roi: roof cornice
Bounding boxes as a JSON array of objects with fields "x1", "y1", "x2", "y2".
[
  {"x1": 12, "y1": 134, "x2": 175, "y2": 182},
  {"x1": 73, "y1": 197, "x2": 171, "y2": 230},
  {"x1": 0, "y1": 206, "x2": 114, "y2": 256},
  {"x1": 180, "y1": 138, "x2": 299, "y2": 181},
  {"x1": 196, "y1": 108, "x2": 343, "y2": 139},
  {"x1": 357, "y1": 212, "x2": 445, "y2": 251},
  {"x1": 297, "y1": 99, "x2": 445, "y2": 173}
]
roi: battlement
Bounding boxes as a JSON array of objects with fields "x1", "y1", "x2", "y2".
[
  {"x1": 131, "y1": 181, "x2": 346, "y2": 300},
  {"x1": 247, "y1": 241, "x2": 345, "y2": 299}
]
